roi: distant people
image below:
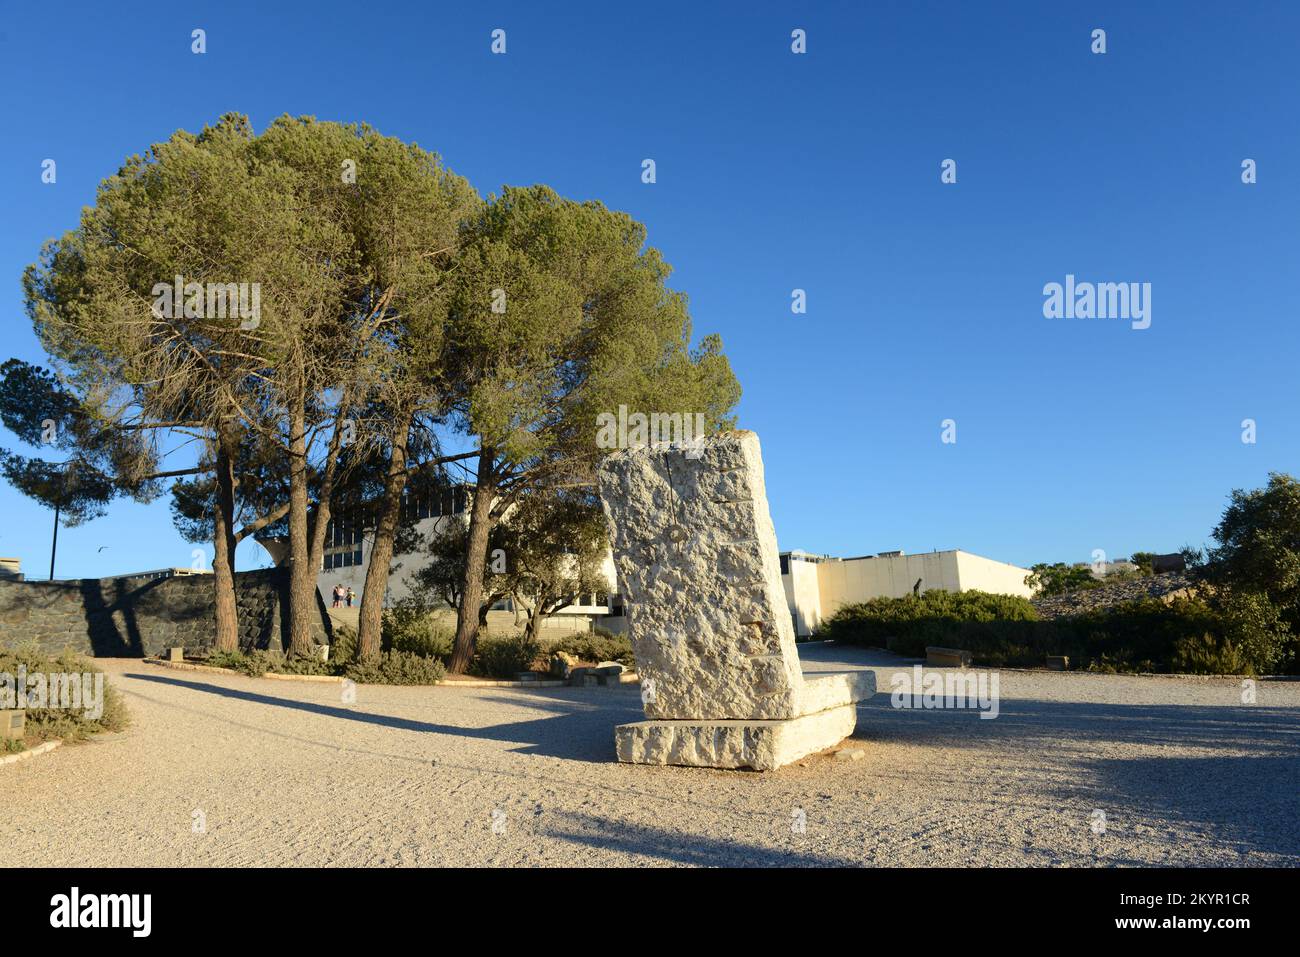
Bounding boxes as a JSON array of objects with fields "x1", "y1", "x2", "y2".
[
  {"x1": 332, "y1": 583, "x2": 344, "y2": 608},
  {"x1": 346, "y1": 587, "x2": 356, "y2": 608}
]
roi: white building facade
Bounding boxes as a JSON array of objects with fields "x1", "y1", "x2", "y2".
[{"x1": 779, "y1": 548, "x2": 1034, "y2": 638}]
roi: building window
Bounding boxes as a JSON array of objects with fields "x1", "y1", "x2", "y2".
[
  {"x1": 780, "y1": 554, "x2": 789, "y2": 576},
  {"x1": 323, "y1": 517, "x2": 362, "y2": 570}
]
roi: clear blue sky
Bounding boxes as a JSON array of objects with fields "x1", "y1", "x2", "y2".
[{"x1": 1, "y1": 1, "x2": 1297, "y2": 579}]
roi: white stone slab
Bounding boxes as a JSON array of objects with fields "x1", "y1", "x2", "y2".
[
  {"x1": 597, "y1": 431, "x2": 874, "y2": 721},
  {"x1": 615, "y1": 704, "x2": 858, "y2": 771}
]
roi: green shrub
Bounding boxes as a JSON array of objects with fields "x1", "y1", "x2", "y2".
[
  {"x1": 1213, "y1": 590, "x2": 1293, "y2": 674},
  {"x1": 821, "y1": 589, "x2": 1286, "y2": 674},
  {"x1": 330, "y1": 625, "x2": 358, "y2": 663},
  {"x1": 1171, "y1": 632, "x2": 1248, "y2": 675},
  {"x1": 344, "y1": 650, "x2": 446, "y2": 685},
  {"x1": 472, "y1": 633, "x2": 542, "y2": 678},
  {"x1": 0, "y1": 644, "x2": 129, "y2": 744},
  {"x1": 548, "y1": 628, "x2": 635, "y2": 667},
  {"x1": 822, "y1": 590, "x2": 1040, "y2": 657},
  {"x1": 379, "y1": 603, "x2": 454, "y2": 659},
  {"x1": 273, "y1": 653, "x2": 340, "y2": 677},
  {"x1": 203, "y1": 649, "x2": 272, "y2": 677}
]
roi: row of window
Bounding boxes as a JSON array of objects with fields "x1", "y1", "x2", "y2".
[
  {"x1": 324, "y1": 548, "x2": 363, "y2": 570},
  {"x1": 400, "y1": 486, "x2": 469, "y2": 523},
  {"x1": 321, "y1": 485, "x2": 469, "y2": 559}
]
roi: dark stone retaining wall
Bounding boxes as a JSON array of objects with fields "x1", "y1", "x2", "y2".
[{"x1": 0, "y1": 568, "x2": 331, "y2": 657}]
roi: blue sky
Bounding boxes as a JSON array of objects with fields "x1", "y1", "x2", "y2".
[{"x1": 1, "y1": 1, "x2": 1297, "y2": 579}]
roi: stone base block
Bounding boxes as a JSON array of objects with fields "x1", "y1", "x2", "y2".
[
  {"x1": 926, "y1": 646, "x2": 972, "y2": 668},
  {"x1": 796, "y1": 670, "x2": 876, "y2": 716},
  {"x1": 615, "y1": 703, "x2": 858, "y2": 771}
]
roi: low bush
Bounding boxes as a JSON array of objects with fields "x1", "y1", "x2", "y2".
[
  {"x1": 822, "y1": 590, "x2": 1040, "y2": 659},
  {"x1": 0, "y1": 644, "x2": 129, "y2": 745},
  {"x1": 472, "y1": 633, "x2": 542, "y2": 678},
  {"x1": 548, "y1": 628, "x2": 635, "y2": 667},
  {"x1": 201, "y1": 627, "x2": 450, "y2": 685},
  {"x1": 203, "y1": 649, "x2": 273, "y2": 677},
  {"x1": 329, "y1": 625, "x2": 358, "y2": 663},
  {"x1": 821, "y1": 589, "x2": 1288, "y2": 675},
  {"x1": 344, "y1": 650, "x2": 445, "y2": 685},
  {"x1": 274, "y1": 653, "x2": 338, "y2": 676}
]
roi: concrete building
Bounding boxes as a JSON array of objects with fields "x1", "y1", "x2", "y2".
[
  {"x1": 778, "y1": 548, "x2": 1034, "y2": 638},
  {"x1": 297, "y1": 484, "x2": 617, "y2": 634}
]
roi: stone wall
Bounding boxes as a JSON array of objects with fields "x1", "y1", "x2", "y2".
[{"x1": 0, "y1": 567, "x2": 331, "y2": 657}]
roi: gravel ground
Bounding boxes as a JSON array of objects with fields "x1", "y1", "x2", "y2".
[{"x1": 3, "y1": 644, "x2": 1297, "y2": 867}]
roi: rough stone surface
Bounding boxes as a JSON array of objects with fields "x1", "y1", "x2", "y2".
[
  {"x1": 798, "y1": 671, "x2": 877, "y2": 713},
  {"x1": 599, "y1": 431, "x2": 849, "y2": 721},
  {"x1": 0, "y1": 568, "x2": 330, "y2": 657},
  {"x1": 616, "y1": 704, "x2": 857, "y2": 771},
  {"x1": 597, "y1": 432, "x2": 875, "y2": 770},
  {"x1": 1031, "y1": 572, "x2": 1192, "y2": 620},
  {"x1": 549, "y1": 651, "x2": 579, "y2": 678}
]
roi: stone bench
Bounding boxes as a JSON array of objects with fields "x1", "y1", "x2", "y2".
[
  {"x1": 926, "y1": 646, "x2": 973, "y2": 668},
  {"x1": 1, "y1": 709, "x2": 24, "y2": 741},
  {"x1": 597, "y1": 431, "x2": 875, "y2": 770}
]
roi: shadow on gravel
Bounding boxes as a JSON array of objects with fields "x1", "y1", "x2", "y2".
[
  {"x1": 1083, "y1": 753, "x2": 1300, "y2": 862},
  {"x1": 853, "y1": 695, "x2": 1300, "y2": 754},
  {"x1": 852, "y1": 696, "x2": 1300, "y2": 862},
  {"x1": 540, "y1": 809, "x2": 859, "y2": 866},
  {"x1": 126, "y1": 672, "x2": 643, "y2": 762}
]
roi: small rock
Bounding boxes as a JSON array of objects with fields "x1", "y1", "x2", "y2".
[
  {"x1": 549, "y1": 651, "x2": 579, "y2": 678},
  {"x1": 834, "y1": 748, "x2": 866, "y2": 762}
]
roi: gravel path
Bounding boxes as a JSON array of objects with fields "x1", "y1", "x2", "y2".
[{"x1": 4, "y1": 645, "x2": 1298, "y2": 867}]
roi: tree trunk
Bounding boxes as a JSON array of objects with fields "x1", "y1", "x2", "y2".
[
  {"x1": 211, "y1": 422, "x2": 240, "y2": 652},
  {"x1": 302, "y1": 409, "x2": 348, "y2": 640},
  {"x1": 524, "y1": 602, "x2": 544, "y2": 643},
  {"x1": 286, "y1": 399, "x2": 315, "y2": 657},
  {"x1": 356, "y1": 415, "x2": 411, "y2": 661},
  {"x1": 449, "y1": 449, "x2": 496, "y2": 674}
]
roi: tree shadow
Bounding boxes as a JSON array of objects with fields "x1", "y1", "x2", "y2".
[
  {"x1": 126, "y1": 672, "x2": 644, "y2": 762},
  {"x1": 851, "y1": 695, "x2": 1300, "y2": 861},
  {"x1": 538, "y1": 808, "x2": 859, "y2": 866}
]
